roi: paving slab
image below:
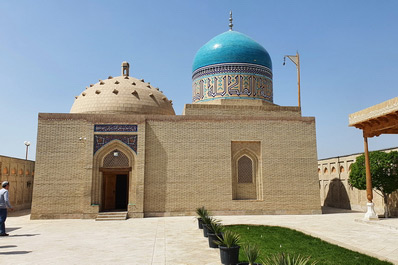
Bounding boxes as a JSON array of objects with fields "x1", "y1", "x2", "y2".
[
  {"x1": 1, "y1": 209, "x2": 398, "y2": 264},
  {"x1": 2, "y1": 212, "x2": 220, "y2": 265}
]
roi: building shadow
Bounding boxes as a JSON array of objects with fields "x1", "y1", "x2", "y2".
[
  {"x1": 6, "y1": 227, "x2": 39, "y2": 237},
  {"x1": 388, "y1": 191, "x2": 398, "y2": 217},
  {"x1": 321, "y1": 206, "x2": 362, "y2": 214},
  {"x1": 0, "y1": 245, "x2": 17, "y2": 249},
  {"x1": 143, "y1": 124, "x2": 167, "y2": 216},
  {"x1": 9, "y1": 234, "x2": 39, "y2": 237},
  {"x1": 0, "y1": 244, "x2": 32, "y2": 255},
  {"x1": 0, "y1": 251, "x2": 32, "y2": 255},
  {"x1": 8, "y1": 209, "x2": 31, "y2": 217},
  {"x1": 324, "y1": 178, "x2": 351, "y2": 210},
  {"x1": 6, "y1": 227, "x2": 22, "y2": 232}
]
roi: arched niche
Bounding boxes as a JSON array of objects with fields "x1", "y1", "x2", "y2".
[
  {"x1": 92, "y1": 140, "x2": 136, "y2": 211},
  {"x1": 232, "y1": 148, "x2": 260, "y2": 200}
]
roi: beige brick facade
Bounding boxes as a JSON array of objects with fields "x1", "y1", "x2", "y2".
[
  {"x1": 31, "y1": 103, "x2": 321, "y2": 219},
  {"x1": 0, "y1": 155, "x2": 35, "y2": 210}
]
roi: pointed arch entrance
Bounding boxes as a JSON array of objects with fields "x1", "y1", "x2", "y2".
[
  {"x1": 101, "y1": 150, "x2": 129, "y2": 210},
  {"x1": 92, "y1": 140, "x2": 135, "y2": 212}
]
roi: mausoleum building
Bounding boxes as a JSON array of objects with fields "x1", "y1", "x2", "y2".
[{"x1": 31, "y1": 25, "x2": 321, "y2": 219}]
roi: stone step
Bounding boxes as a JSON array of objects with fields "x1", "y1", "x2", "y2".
[
  {"x1": 97, "y1": 211, "x2": 127, "y2": 216},
  {"x1": 96, "y1": 211, "x2": 127, "y2": 221},
  {"x1": 97, "y1": 213, "x2": 127, "y2": 217},
  {"x1": 96, "y1": 217, "x2": 126, "y2": 221}
]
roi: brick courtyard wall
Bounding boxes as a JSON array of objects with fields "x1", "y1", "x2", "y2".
[
  {"x1": 0, "y1": 156, "x2": 34, "y2": 210},
  {"x1": 318, "y1": 147, "x2": 398, "y2": 217}
]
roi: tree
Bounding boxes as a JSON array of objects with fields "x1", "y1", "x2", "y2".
[{"x1": 349, "y1": 151, "x2": 398, "y2": 218}]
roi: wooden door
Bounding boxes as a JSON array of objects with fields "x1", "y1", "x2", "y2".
[
  {"x1": 104, "y1": 174, "x2": 116, "y2": 210},
  {"x1": 115, "y1": 174, "x2": 128, "y2": 210}
]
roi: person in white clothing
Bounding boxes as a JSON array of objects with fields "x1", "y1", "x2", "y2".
[{"x1": 0, "y1": 181, "x2": 14, "y2": 236}]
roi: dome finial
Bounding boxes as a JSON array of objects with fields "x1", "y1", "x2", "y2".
[
  {"x1": 229, "y1": 11, "x2": 233, "y2": 31},
  {"x1": 121, "y1": 61, "x2": 130, "y2": 76}
]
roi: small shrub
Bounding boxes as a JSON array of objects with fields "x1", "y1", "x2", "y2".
[
  {"x1": 201, "y1": 215, "x2": 213, "y2": 227},
  {"x1": 262, "y1": 252, "x2": 317, "y2": 265},
  {"x1": 208, "y1": 218, "x2": 223, "y2": 234},
  {"x1": 215, "y1": 230, "x2": 240, "y2": 248},
  {"x1": 196, "y1": 206, "x2": 209, "y2": 220},
  {"x1": 242, "y1": 243, "x2": 261, "y2": 265}
]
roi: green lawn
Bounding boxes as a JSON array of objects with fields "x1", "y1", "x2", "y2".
[{"x1": 226, "y1": 225, "x2": 392, "y2": 265}]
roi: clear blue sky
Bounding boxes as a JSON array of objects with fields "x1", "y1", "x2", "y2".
[{"x1": 1, "y1": 0, "x2": 397, "y2": 160}]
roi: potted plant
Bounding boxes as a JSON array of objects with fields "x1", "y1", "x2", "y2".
[
  {"x1": 215, "y1": 230, "x2": 241, "y2": 265},
  {"x1": 238, "y1": 243, "x2": 261, "y2": 265},
  {"x1": 201, "y1": 215, "x2": 213, "y2": 237},
  {"x1": 195, "y1": 206, "x2": 209, "y2": 229},
  {"x1": 207, "y1": 219, "x2": 224, "y2": 248},
  {"x1": 262, "y1": 253, "x2": 317, "y2": 265}
]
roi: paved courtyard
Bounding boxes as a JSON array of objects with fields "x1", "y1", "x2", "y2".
[{"x1": 1, "y1": 208, "x2": 398, "y2": 264}]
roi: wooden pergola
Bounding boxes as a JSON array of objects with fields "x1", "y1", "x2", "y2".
[{"x1": 349, "y1": 97, "x2": 398, "y2": 220}]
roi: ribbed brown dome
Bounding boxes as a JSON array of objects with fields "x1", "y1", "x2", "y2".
[{"x1": 70, "y1": 62, "x2": 175, "y2": 115}]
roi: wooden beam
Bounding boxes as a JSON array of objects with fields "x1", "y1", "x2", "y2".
[
  {"x1": 377, "y1": 116, "x2": 389, "y2": 123},
  {"x1": 378, "y1": 128, "x2": 398, "y2": 134},
  {"x1": 370, "y1": 119, "x2": 381, "y2": 126},
  {"x1": 363, "y1": 121, "x2": 372, "y2": 127},
  {"x1": 385, "y1": 113, "x2": 398, "y2": 120},
  {"x1": 99, "y1": 167, "x2": 132, "y2": 173},
  {"x1": 360, "y1": 115, "x2": 398, "y2": 138}
]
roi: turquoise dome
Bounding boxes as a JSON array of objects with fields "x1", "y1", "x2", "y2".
[{"x1": 192, "y1": 30, "x2": 272, "y2": 72}]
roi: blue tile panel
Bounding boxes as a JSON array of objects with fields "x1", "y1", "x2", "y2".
[
  {"x1": 192, "y1": 63, "x2": 273, "y2": 103},
  {"x1": 94, "y1": 135, "x2": 137, "y2": 154},
  {"x1": 94, "y1": 124, "x2": 138, "y2": 132}
]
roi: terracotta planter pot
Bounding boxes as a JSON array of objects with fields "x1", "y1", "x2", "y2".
[{"x1": 219, "y1": 245, "x2": 240, "y2": 265}]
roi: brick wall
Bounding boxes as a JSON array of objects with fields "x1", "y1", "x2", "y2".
[
  {"x1": 0, "y1": 155, "x2": 34, "y2": 210},
  {"x1": 32, "y1": 109, "x2": 321, "y2": 219},
  {"x1": 143, "y1": 114, "x2": 320, "y2": 216},
  {"x1": 31, "y1": 118, "x2": 93, "y2": 219},
  {"x1": 318, "y1": 147, "x2": 398, "y2": 217}
]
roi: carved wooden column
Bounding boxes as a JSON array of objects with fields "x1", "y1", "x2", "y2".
[
  {"x1": 364, "y1": 136, "x2": 373, "y2": 202},
  {"x1": 363, "y1": 134, "x2": 378, "y2": 220}
]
